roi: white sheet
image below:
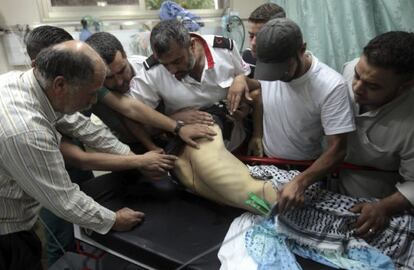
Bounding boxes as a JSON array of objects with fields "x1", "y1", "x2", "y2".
[{"x1": 218, "y1": 213, "x2": 260, "y2": 270}]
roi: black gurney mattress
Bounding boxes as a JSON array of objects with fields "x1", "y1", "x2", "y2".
[{"x1": 79, "y1": 170, "x2": 243, "y2": 270}]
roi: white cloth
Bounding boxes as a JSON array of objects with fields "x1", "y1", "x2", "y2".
[
  {"x1": 129, "y1": 34, "x2": 250, "y2": 115},
  {"x1": 338, "y1": 58, "x2": 414, "y2": 203},
  {"x1": 261, "y1": 53, "x2": 355, "y2": 160},
  {"x1": 0, "y1": 70, "x2": 130, "y2": 235},
  {"x1": 218, "y1": 213, "x2": 259, "y2": 270}
]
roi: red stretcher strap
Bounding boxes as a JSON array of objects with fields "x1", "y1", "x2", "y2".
[{"x1": 236, "y1": 156, "x2": 390, "y2": 172}]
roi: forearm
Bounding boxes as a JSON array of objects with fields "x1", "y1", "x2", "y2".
[
  {"x1": 245, "y1": 76, "x2": 261, "y2": 91},
  {"x1": 6, "y1": 133, "x2": 116, "y2": 234},
  {"x1": 298, "y1": 135, "x2": 347, "y2": 187},
  {"x1": 128, "y1": 100, "x2": 176, "y2": 132},
  {"x1": 122, "y1": 118, "x2": 160, "y2": 151},
  {"x1": 104, "y1": 93, "x2": 176, "y2": 133},
  {"x1": 378, "y1": 191, "x2": 413, "y2": 216},
  {"x1": 74, "y1": 151, "x2": 145, "y2": 171},
  {"x1": 251, "y1": 89, "x2": 263, "y2": 138},
  {"x1": 56, "y1": 113, "x2": 130, "y2": 155},
  {"x1": 233, "y1": 74, "x2": 261, "y2": 92},
  {"x1": 61, "y1": 140, "x2": 145, "y2": 171}
]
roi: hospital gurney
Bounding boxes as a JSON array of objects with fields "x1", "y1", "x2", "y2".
[
  {"x1": 75, "y1": 170, "x2": 243, "y2": 270},
  {"x1": 74, "y1": 168, "x2": 338, "y2": 270}
]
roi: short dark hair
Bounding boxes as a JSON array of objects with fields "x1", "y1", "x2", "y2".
[
  {"x1": 85, "y1": 32, "x2": 126, "y2": 65},
  {"x1": 363, "y1": 31, "x2": 414, "y2": 75},
  {"x1": 35, "y1": 44, "x2": 95, "y2": 86},
  {"x1": 248, "y1": 3, "x2": 286, "y2": 23},
  {"x1": 150, "y1": 20, "x2": 191, "y2": 57},
  {"x1": 25, "y1": 25, "x2": 73, "y2": 60}
]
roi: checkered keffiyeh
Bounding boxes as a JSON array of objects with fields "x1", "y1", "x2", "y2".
[{"x1": 248, "y1": 165, "x2": 414, "y2": 269}]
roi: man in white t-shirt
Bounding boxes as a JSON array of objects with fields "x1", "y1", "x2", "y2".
[{"x1": 228, "y1": 18, "x2": 355, "y2": 213}]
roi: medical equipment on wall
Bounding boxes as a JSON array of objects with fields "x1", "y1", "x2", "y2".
[
  {"x1": 221, "y1": 13, "x2": 245, "y2": 53},
  {"x1": 2, "y1": 24, "x2": 31, "y2": 66},
  {"x1": 159, "y1": 0, "x2": 203, "y2": 31},
  {"x1": 79, "y1": 15, "x2": 102, "y2": 41}
]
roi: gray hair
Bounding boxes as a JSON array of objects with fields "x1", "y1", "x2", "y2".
[
  {"x1": 35, "y1": 44, "x2": 95, "y2": 88},
  {"x1": 150, "y1": 20, "x2": 191, "y2": 56}
]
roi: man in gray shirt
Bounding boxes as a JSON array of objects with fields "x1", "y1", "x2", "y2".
[{"x1": 339, "y1": 31, "x2": 414, "y2": 238}]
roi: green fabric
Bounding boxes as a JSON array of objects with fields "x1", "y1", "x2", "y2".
[
  {"x1": 97, "y1": 87, "x2": 110, "y2": 101},
  {"x1": 270, "y1": 0, "x2": 414, "y2": 71}
]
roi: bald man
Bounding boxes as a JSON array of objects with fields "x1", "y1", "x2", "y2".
[{"x1": 0, "y1": 41, "x2": 146, "y2": 270}]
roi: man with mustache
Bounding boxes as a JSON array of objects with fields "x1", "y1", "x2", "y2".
[{"x1": 129, "y1": 19, "x2": 251, "y2": 151}]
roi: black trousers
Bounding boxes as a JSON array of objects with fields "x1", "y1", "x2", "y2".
[{"x1": 0, "y1": 230, "x2": 43, "y2": 270}]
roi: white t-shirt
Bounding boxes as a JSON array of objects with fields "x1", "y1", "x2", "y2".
[{"x1": 261, "y1": 53, "x2": 355, "y2": 160}]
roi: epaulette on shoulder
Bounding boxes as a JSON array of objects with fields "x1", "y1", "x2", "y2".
[
  {"x1": 143, "y1": 55, "x2": 159, "y2": 70},
  {"x1": 213, "y1": 36, "x2": 234, "y2": 51}
]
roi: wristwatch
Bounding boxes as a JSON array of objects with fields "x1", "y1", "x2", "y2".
[{"x1": 174, "y1": 120, "x2": 185, "y2": 135}]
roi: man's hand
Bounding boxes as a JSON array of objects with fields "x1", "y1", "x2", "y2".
[
  {"x1": 350, "y1": 202, "x2": 390, "y2": 238},
  {"x1": 112, "y1": 207, "x2": 145, "y2": 231},
  {"x1": 170, "y1": 107, "x2": 214, "y2": 125},
  {"x1": 277, "y1": 175, "x2": 307, "y2": 213},
  {"x1": 226, "y1": 102, "x2": 251, "y2": 122},
  {"x1": 178, "y1": 124, "x2": 217, "y2": 148},
  {"x1": 227, "y1": 75, "x2": 252, "y2": 114},
  {"x1": 147, "y1": 145, "x2": 164, "y2": 152},
  {"x1": 247, "y1": 136, "x2": 264, "y2": 157},
  {"x1": 137, "y1": 150, "x2": 177, "y2": 175}
]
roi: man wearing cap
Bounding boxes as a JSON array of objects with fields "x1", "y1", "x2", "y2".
[{"x1": 229, "y1": 18, "x2": 355, "y2": 213}]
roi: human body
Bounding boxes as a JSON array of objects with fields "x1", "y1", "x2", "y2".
[
  {"x1": 336, "y1": 32, "x2": 414, "y2": 237},
  {"x1": 229, "y1": 18, "x2": 355, "y2": 213},
  {"x1": 0, "y1": 41, "x2": 143, "y2": 269},
  {"x1": 85, "y1": 32, "x2": 216, "y2": 151},
  {"x1": 129, "y1": 20, "x2": 250, "y2": 151},
  {"x1": 125, "y1": 20, "x2": 280, "y2": 210}
]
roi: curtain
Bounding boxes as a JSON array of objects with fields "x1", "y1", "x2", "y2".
[{"x1": 270, "y1": 0, "x2": 414, "y2": 71}]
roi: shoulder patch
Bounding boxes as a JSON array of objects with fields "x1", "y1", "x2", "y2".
[
  {"x1": 213, "y1": 36, "x2": 234, "y2": 50},
  {"x1": 143, "y1": 55, "x2": 159, "y2": 70}
]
